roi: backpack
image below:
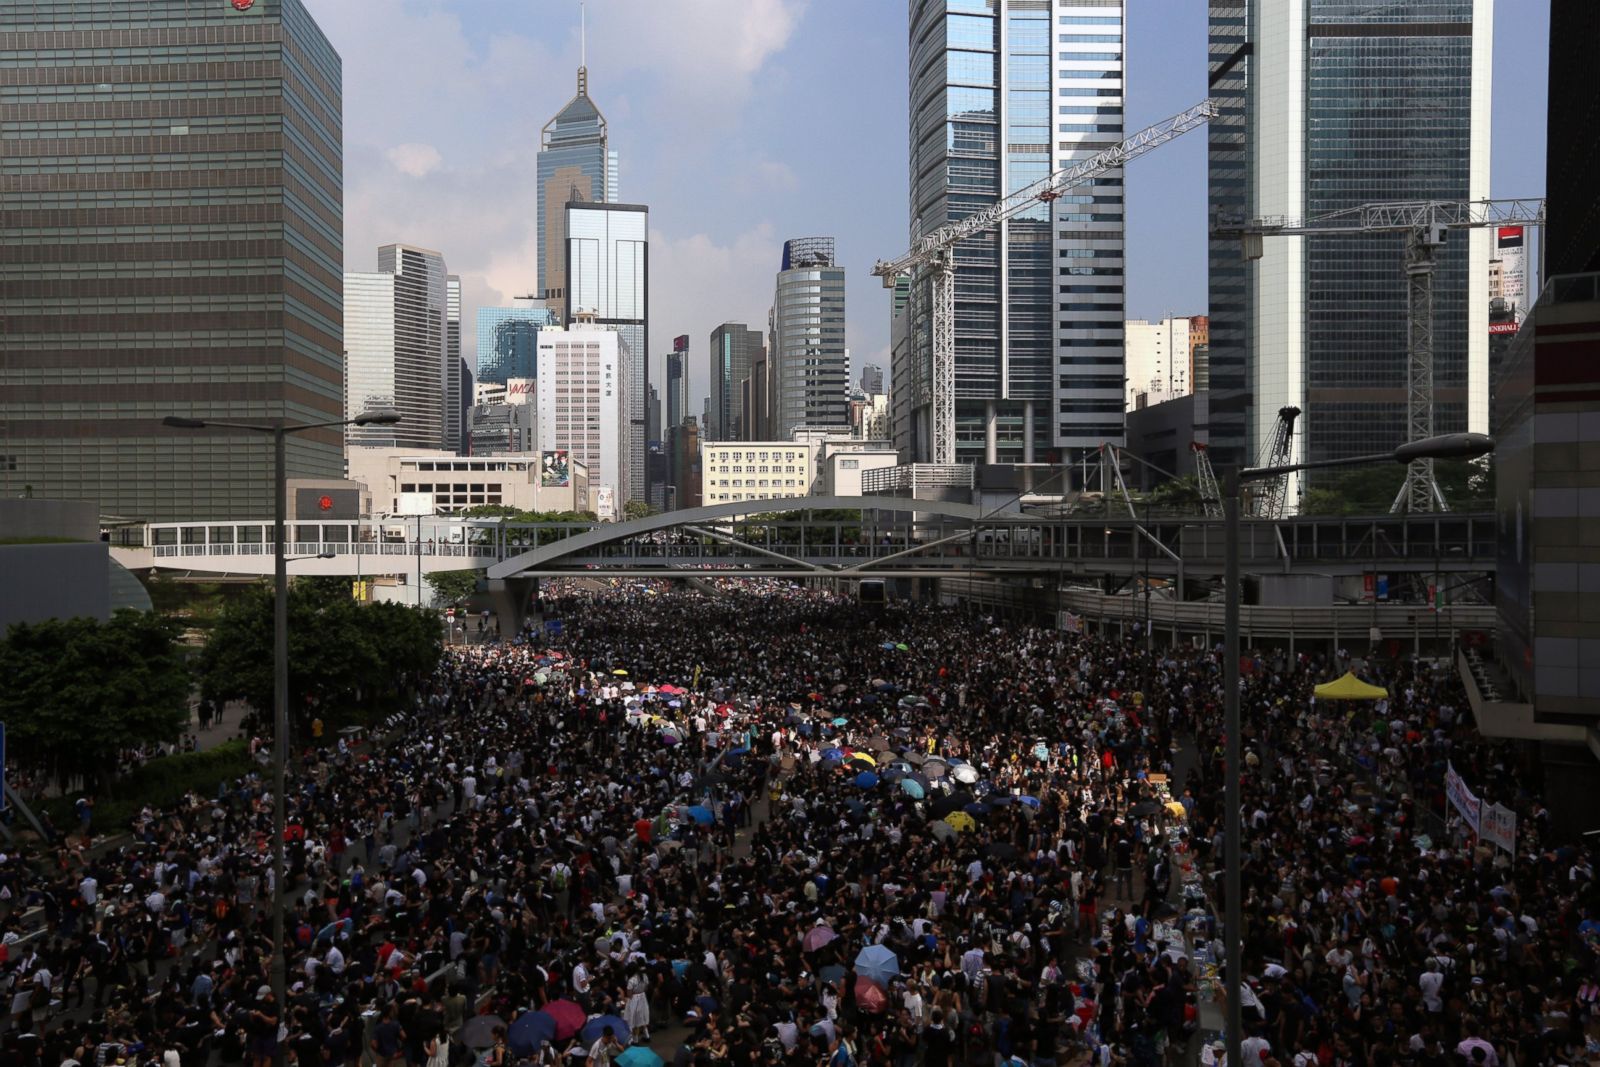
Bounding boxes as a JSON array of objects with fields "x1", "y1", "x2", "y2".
[{"x1": 552, "y1": 866, "x2": 568, "y2": 891}]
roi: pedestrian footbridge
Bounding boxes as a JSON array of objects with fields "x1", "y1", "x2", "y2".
[{"x1": 109, "y1": 497, "x2": 1494, "y2": 585}]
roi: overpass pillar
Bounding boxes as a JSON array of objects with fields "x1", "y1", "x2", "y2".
[{"x1": 488, "y1": 576, "x2": 539, "y2": 636}]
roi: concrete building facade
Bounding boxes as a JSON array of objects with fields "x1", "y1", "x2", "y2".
[
  {"x1": 535, "y1": 324, "x2": 629, "y2": 517},
  {"x1": 345, "y1": 244, "x2": 453, "y2": 451}
]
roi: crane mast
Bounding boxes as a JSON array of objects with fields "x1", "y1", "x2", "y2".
[
  {"x1": 877, "y1": 99, "x2": 1219, "y2": 465},
  {"x1": 1218, "y1": 198, "x2": 1544, "y2": 512}
]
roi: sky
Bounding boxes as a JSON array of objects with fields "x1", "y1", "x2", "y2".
[{"x1": 303, "y1": 0, "x2": 1551, "y2": 410}]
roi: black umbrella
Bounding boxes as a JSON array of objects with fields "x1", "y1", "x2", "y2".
[
  {"x1": 928, "y1": 793, "x2": 970, "y2": 819},
  {"x1": 1130, "y1": 800, "x2": 1163, "y2": 816}
]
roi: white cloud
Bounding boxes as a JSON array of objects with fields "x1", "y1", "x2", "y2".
[{"x1": 384, "y1": 142, "x2": 443, "y2": 178}]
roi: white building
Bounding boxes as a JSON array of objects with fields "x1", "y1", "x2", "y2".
[
  {"x1": 701, "y1": 441, "x2": 814, "y2": 506},
  {"x1": 344, "y1": 447, "x2": 588, "y2": 516},
  {"x1": 536, "y1": 323, "x2": 630, "y2": 519},
  {"x1": 344, "y1": 244, "x2": 453, "y2": 451},
  {"x1": 819, "y1": 447, "x2": 901, "y2": 497},
  {"x1": 1124, "y1": 317, "x2": 1194, "y2": 409}
]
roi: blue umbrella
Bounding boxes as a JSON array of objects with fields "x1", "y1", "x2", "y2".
[
  {"x1": 617, "y1": 1049, "x2": 664, "y2": 1067},
  {"x1": 797, "y1": 724, "x2": 814, "y2": 736},
  {"x1": 724, "y1": 746, "x2": 750, "y2": 763},
  {"x1": 880, "y1": 641, "x2": 896, "y2": 650},
  {"x1": 819, "y1": 963, "x2": 847, "y2": 984},
  {"x1": 1017, "y1": 795, "x2": 1042, "y2": 809},
  {"x1": 898, "y1": 778, "x2": 926, "y2": 799},
  {"x1": 580, "y1": 1015, "x2": 631, "y2": 1046},
  {"x1": 845, "y1": 797, "x2": 866, "y2": 816},
  {"x1": 821, "y1": 747, "x2": 845, "y2": 760},
  {"x1": 854, "y1": 944, "x2": 900, "y2": 987},
  {"x1": 508, "y1": 1011, "x2": 556, "y2": 1056},
  {"x1": 671, "y1": 959, "x2": 690, "y2": 977},
  {"x1": 685, "y1": 805, "x2": 715, "y2": 826},
  {"x1": 880, "y1": 766, "x2": 907, "y2": 782},
  {"x1": 831, "y1": 717, "x2": 849, "y2": 725},
  {"x1": 855, "y1": 771, "x2": 879, "y2": 789},
  {"x1": 316, "y1": 918, "x2": 352, "y2": 942}
]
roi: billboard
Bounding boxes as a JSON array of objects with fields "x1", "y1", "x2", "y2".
[
  {"x1": 1497, "y1": 227, "x2": 1526, "y2": 311},
  {"x1": 295, "y1": 487, "x2": 359, "y2": 520},
  {"x1": 594, "y1": 486, "x2": 616, "y2": 521},
  {"x1": 396, "y1": 491, "x2": 433, "y2": 516},
  {"x1": 505, "y1": 377, "x2": 535, "y2": 405},
  {"x1": 540, "y1": 449, "x2": 571, "y2": 487}
]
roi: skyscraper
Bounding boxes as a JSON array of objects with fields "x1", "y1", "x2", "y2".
[
  {"x1": 710, "y1": 323, "x2": 762, "y2": 441},
  {"x1": 900, "y1": 0, "x2": 1126, "y2": 466},
  {"x1": 536, "y1": 324, "x2": 630, "y2": 519},
  {"x1": 537, "y1": 67, "x2": 618, "y2": 316},
  {"x1": 771, "y1": 238, "x2": 849, "y2": 437},
  {"x1": 0, "y1": 0, "x2": 343, "y2": 520},
  {"x1": 475, "y1": 307, "x2": 556, "y2": 385},
  {"x1": 345, "y1": 245, "x2": 452, "y2": 451},
  {"x1": 1206, "y1": 0, "x2": 1491, "y2": 486},
  {"x1": 666, "y1": 337, "x2": 689, "y2": 435},
  {"x1": 444, "y1": 276, "x2": 465, "y2": 453},
  {"x1": 566, "y1": 202, "x2": 648, "y2": 502},
  {"x1": 860, "y1": 365, "x2": 885, "y2": 396}
]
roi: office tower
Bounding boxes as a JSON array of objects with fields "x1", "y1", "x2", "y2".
[
  {"x1": 1546, "y1": 0, "x2": 1600, "y2": 276},
  {"x1": 535, "y1": 324, "x2": 629, "y2": 518},
  {"x1": 1206, "y1": 1, "x2": 1490, "y2": 488},
  {"x1": 671, "y1": 417, "x2": 703, "y2": 510},
  {"x1": 702, "y1": 396, "x2": 713, "y2": 436},
  {"x1": 771, "y1": 238, "x2": 849, "y2": 437},
  {"x1": 860, "y1": 365, "x2": 885, "y2": 396},
  {"x1": 1123, "y1": 317, "x2": 1194, "y2": 409},
  {"x1": 476, "y1": 306, "x2": 556, "y2": 385},
  {"x1": 0, "y1": 0, "x2": 342, "y2": 520},
  {"x1": 345, "y1": 244, "x2": 452, "y2": 451},
  {"x1": 666, "y1": 336, "x2": 690, "y2": 436},
  {"x1": 538, "y1": 67, "x2": 618, "y2": 315},
  {"x1": 1188, "y1": 317, "x2": 1211, "y2": 393},
  {"x1": 711, "y1": 323, "x2": 762, "y2": 442},
  {"x1": 741, "y1": 351, "x2": 771, "y2": 442},
  {"x1": 566, "y1": 201, "x2": 648, "y2": 501},
  {"x1": 901, "y1": 0, "x2": 1125, "y2": 466},
  {"x1": 646, "y1": 385, "x2": 662, "y2": 447},
  {"x1": 444, "y1": 276, "x2": 465, "y2": 453}
]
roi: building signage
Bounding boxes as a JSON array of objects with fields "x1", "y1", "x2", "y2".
[
  {"x1": 1488, "y1": 322, "x2": 1519, "y2": 335},
  {"x1": 1481, "y1": 802, "x2": 1516, "y2": 855},
  {"x1": 505, "y1": 377, "x2": 535, "y2": 405},
  {"x1": 1497, "y1": 227, "x2": 1526, "y2": 310},
  {"x1": 541, "y1": 449, "x2": 571, "y2": 487}
]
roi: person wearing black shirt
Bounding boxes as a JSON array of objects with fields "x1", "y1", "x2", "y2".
[{"x1": 922, "y1": 1010, "x2": 955, "y2": 1067}]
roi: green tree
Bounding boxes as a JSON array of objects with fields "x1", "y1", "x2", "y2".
[
  {"x1": 1296, "y1": 457, "x2": 1495, "y2": 515},
  {"x1": 197, "y1": 580, "x2": 442, "y2": 729},
  {"x1": 0, "y1": 610, "x2": 191, "y2": 790},
  {"x1": 426, "y1": 569, "x2": 480, "y2": 605},
  {"x1": 622, "y1": 499, "x2": 655, "y2": 521},
  {"x1": 1147, "y1": 476, "x2": 1205, "y2": 513}
]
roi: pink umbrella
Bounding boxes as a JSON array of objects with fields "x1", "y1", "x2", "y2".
[
  {"x1": 544, "y1": 999, "x2": 585, "y2": 1040},
  {"x1": 801, "y1": 924, "x2": 837, "y2": 952},
  {"x1": 854, "y1": 975, "x2": 888, "y2": 1013}
]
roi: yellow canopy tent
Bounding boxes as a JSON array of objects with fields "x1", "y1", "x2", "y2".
[{"x1": 1313, "y1": 672, "x2": 1389, "y2": 701}]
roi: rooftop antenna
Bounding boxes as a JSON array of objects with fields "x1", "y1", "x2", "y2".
[{"x1": 579, "y1": 0, "x2": 587, "y2": 80}]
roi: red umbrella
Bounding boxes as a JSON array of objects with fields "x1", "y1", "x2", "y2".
[
  {"x1": 544, "y1": 999, "x2": 585, "y2": 1040},
  {"x1": 854, "y1": 975, "x2": 888, "y2": 1013}
]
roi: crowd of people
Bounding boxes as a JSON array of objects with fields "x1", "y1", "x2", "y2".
[{"x1": 0, "y1": 580, "x2": 1595, "y2": 1067}]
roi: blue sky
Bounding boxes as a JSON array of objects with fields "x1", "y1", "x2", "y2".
[{"x1": 304, "y1": 0, "x2": 1550, "y2": 406}]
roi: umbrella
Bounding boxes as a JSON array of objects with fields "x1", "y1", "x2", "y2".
[
  {"x1": 880, "y1": 766, "x2": 908, "y2": 782},
  {"x1": 723, "y1": 747, "x2": 750, "y2": 764},
  {"x1": 316, "y1": 918, "x2": 352, "y2": 942},
  {"x1": 819, "y1": 964, "x2": 847, "y2": 985},
  {"x1": 1130, "y1": 800, "x2": 1163, "y2": 816},
  {"x1": 821, "y1": 747, "x2": 845, "y2": 760},
  {"x1": 895, "y1": 643, "x2": 909, "y2": 651},
  {"x1": 929, "y1": 820, "x2": 958, "y2": 843},
  {"x1": 460, "y1": 1015, "x2": 506, "y2": 1050},
  {"x1": 854, "y1": 771, "x2": 879, "y2": 790},
  {"x1": 951, "y1": 764, "x2": 980, "y2": 785},
  {"x1": 867, "y1": 735, "x2": 891, "y2": 751},
  {"x1": 667, "y1": 699, "x2": 682, "y2": 708},
  {"x1": 580, "y1": 1016, "x2": 631, "y2": 1047},
  {"x1": 507, "y1": 1012, "x2": 553, "y2": 1055},
  {"x1": 695, "y1": 995, "x2": 720, "y2": 1014},
  {"x1": 899, "y1": 778, "x2": 926, "y2": 799},
  {"x1": 543, "y1": 1000, "x2": 585, "y2": 1041},
  {"x1": 928, "y1": 794, "x2": 969, "y2": 819},
  {"x1": 685, "y1": 805, "x2": 715, "y2": 826},
  {"x1": 941, "y1": 811, "x2": 976, "y2": 833},
  {"x1": 880, "y1": 641, "x2": 896, "y2": 650},
  {"x1": 831, "y1": 683, "x2": 848, "y2": 695},
  {"x1": 802, "y1": 924, "x2": 838, "y2": 952},
  {"x1": 617, "y1": 1049, "x2": 663, "y2": 1067},
  {"x1": 922, "y1": 761, "x2": 949, "y2": 780},
  {"x1": 612, "y1": 669, "x2": 629, "y2": 676},
  {"x1": 1017, "y1": 795, "x2": 1041, "y2": 809},
  {"x1": 847, "y1": 752, "x2": 877, "y2": 767},
  {"x1": 1166, "y1": 801, "x2": 1188, "y2": 819},
  {"x1": 854, "y1": 944, "x2": 900, "y2": 987},
  {"x1": 855, "y1": 974, "x2": 889, "y2": 1013},
  {"x1": 844, "y1": 797, "x2": 867, "y2": 817}
]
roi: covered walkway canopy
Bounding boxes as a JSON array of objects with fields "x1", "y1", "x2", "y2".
[{"x1": 1313, "y1": 672, "x2": 1389, "y2": 701}]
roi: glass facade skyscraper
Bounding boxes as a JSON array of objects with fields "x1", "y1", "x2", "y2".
[
  {"x1": 566, "y1": 202, "x2": 647, "y2": 502},
  {"x1": 771, "y1": 238, "x2": 849, "y2": 437},
  {"x1": 900, "y1": 0, "x2": 1125, "y2": 466},
  {"x1": 1207, "y1": 0, "x2": 1491, "y2": 488},
  {"x1": 710, "y1": 322, "x2": 762, "y2": 441},
  {"x1": 0, "y1": 0, "x2": 343, "y2": 520},
  {"x1": 344, "y1": 244, "x2": 452, "y2": 451},
  {"x1": 475, "y1": 307, "x2": 556, "y2": 385},
  {"x1": 537, "y1": 67, "x2": 618, "y2": 317}
]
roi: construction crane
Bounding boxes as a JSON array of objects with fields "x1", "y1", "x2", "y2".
[
  {"x1": 1191, "y1": 443, "x2": 1224, "y2": 519},
  {"x1": 875, "y1": 99, "x2": 1219, "y2": 466},
  {"x1": 1216, "y1": 198, "x2": 1544, "y2": 512},
  {"x1": 1250, "y1": 405, "x2": 1301, "y2": 519}
]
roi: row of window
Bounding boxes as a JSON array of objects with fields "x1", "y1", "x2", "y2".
[
  {"x1": 707, "y1": 450, "x2": 804, "y2": 462},
  {"x1": 706, "y1": 479, "x2": 805, "y2": 490},
  {"x1": 706, "y1": 465, "x2": 803, "y2": 475}
]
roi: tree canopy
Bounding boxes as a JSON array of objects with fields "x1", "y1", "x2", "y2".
[
  {"x1": 196, "y1": 580, "x2": 442, "y2": 727},
  {"x1": 0, "y1": 610, "x2": 191, "y2": 789},
  {"x1": 459, "y1": 505, "x2": 598, "y2": 523},
  {"x1": 425, "y1": 569, "x2": 480, "y2": 605},
  {"x1": 1298, "y1": 457, "x2": 1494, "y2": 515}
]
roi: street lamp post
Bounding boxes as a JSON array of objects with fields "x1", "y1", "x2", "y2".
[
  {"x1": 1219, "y1": 431, "x2": 1493, "y2": 1067},
  {"x1": 162, "y1": 410, "x2": 398, "y2": 1060}
]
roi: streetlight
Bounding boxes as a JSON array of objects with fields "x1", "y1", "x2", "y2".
[
  {"x1": 161, "y1": 409, "x2": 399, "y2": 1050},
  {"x1": 1219, "y1": 431, "x2": 1492, "y2": 1067}
]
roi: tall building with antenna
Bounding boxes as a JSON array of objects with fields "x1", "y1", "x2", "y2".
[{"x1": 536, "y1": 7, "x2": 618, "y2": 319}]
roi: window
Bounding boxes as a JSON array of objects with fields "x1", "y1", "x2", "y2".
[{"x1": 840, "y1": 458, "x2": 860, "y2": 470}]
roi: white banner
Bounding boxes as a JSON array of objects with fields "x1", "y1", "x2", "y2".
[
  {"x1": 1497, "y1": 227, "x2": 1527, "y2": 312},
  {"x1": 1482, "y1": 802, "x2": 1517, "y2": 855},
  {"x1": 1445, "y1": 761, "x2": 1481, "y2": 835}
]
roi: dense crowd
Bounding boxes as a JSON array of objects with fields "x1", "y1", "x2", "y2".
[{"x1": 0, "y1": 581, "x2": 1595, "y2": 1067}]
